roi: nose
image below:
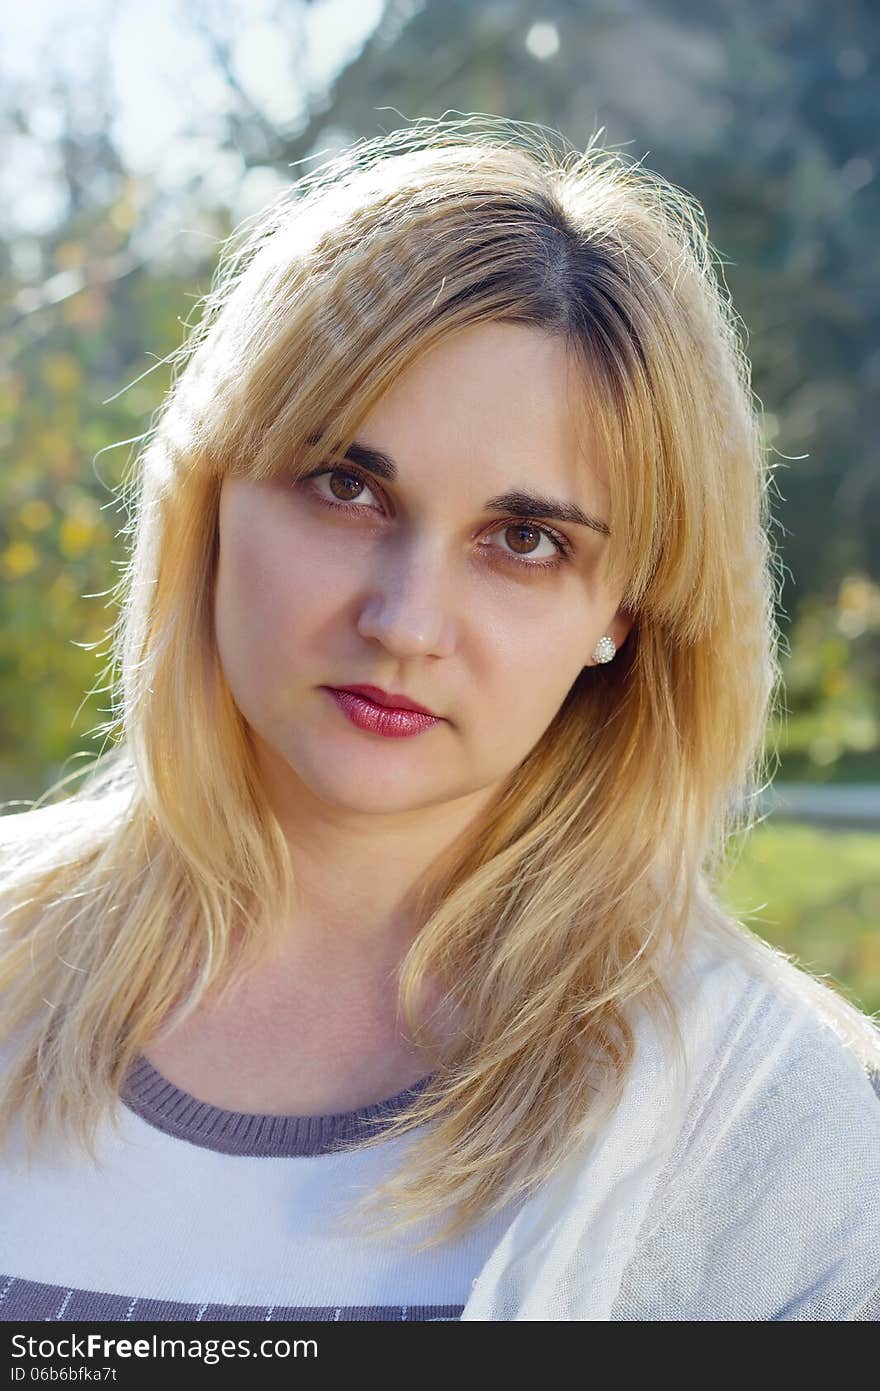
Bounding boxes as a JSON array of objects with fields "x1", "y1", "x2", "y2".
[{"x1": 356, "y1": 537, "x2": 456, "y2": 659}]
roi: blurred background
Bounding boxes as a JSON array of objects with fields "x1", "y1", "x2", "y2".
[{"x1": 1, "y1": 0, "x2": 878, "y2": 1009}]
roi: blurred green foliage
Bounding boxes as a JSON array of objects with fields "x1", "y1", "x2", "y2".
[
  {"x1": 719, "y1": 821, "x2": 880, "y2": 1015},
  {"x1": 2, "y1": 0, "x2": 877, "y2": 802},
  {"x1": 771, "y1": 574, "x2": 880, "y2": 781},
  {"x1": 1, "y1": 192, "x2": 223, "y2": 795}
]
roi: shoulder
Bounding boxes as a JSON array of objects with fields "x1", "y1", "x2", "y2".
[
  {"x1": 615, "y1": 927, "x2": 880, "y2": 1320},
  {"x1": 661, "y1": 918, "x2": 880, "y2": 1085},
  {"x1": 0, "y1": 789, "x2": 133, "y2": 869},
  {"x1": 0, "y1": 800, "x2": 77, "y2": 846},
  {"x1": 665, "y1": 925, "x2": 880, "y2": 1198}
]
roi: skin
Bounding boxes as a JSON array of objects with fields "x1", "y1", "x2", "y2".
[{"x1": 145, "y1": 321, "x2": 634, "y2": 1113}]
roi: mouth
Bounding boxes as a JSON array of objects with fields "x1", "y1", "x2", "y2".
[
  {"x1": 321, "y1": 686, "x2": 443, "y2": 739},
  {"x1": 326, "y1": 684, "x2": 440, "y2": 718}
]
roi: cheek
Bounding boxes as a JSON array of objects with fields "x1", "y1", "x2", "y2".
[
  {"x1": 214, "y1": 510, "x2": 320, "y2": 705},
  {"x1": 487, "y1": 592, "x2": 592, "y2": 672},
  {"x1": 476, "y1": 603, "x2": 592, "y2": 727}
]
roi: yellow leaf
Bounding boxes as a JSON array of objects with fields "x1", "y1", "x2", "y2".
[
  {"x1": 42, "y1": 354, "x2": 83, "y2": 396},
  {"x1": 59, "y1": 514, "x2": 95, "y2": 558},
  {"x1": 821, "y1": 668, "x2": 849, "y2": 697},
  {"x1": 18, "y1": 499, "x2": 53, "y2": 532},
  {"x1": 3, "y1": 541, "x2": 39, "y2": 577}
]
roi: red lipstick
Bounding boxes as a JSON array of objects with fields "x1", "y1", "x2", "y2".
[
  {"x1": 332, "y1": 684, "x2": 438, "y2": 716},
  {"x1": 321, "y1": 685, "x2": 443, "y2": 739}
]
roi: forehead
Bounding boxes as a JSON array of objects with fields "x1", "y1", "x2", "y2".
[{"x1": 358, "y1": 321, "x2": 610, "y2": 504}]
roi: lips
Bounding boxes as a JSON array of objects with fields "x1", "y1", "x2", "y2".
[
  {"x1": 329, "y1": 684, "x2": 439, "y2": 718},
  {"x1": 323, "y1": 687, "x2": 442, "y2": 739}
]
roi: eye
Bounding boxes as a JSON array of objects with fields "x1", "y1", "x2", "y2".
[
  {"x1": 305, "y1": 467, "x2": 381, "y2": 511},
  {"x1": 481, "y1": 521, "x2": 571, "y2": 570},
  {"x1": 299, "y1": 466, "x2": 572, "y2": 572}
]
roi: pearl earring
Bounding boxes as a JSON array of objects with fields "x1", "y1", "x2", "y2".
[{"x1": 592, "y1": 636, "x2": 616, "y2": 664}]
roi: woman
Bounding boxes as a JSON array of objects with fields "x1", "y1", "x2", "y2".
[{"x1": 1, "y1": 117, "x2": 878, "y2": 1322}]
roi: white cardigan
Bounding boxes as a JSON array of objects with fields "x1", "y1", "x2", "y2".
[
  {"x1": 461, "y1": 928, "x2": 880, "y2": 1319},
  {"x1": 0, "y1": 918, "x2": 877, "y2": 1321}
]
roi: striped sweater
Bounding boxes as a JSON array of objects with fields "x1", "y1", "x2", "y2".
[
  {"x1": 0, "y1": 1053, "x2": 521, "y2": 1321},
  {"x1": 2, "y1": 927, "x2": 879, "y2": 1321}
]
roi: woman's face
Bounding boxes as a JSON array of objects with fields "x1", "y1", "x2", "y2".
[{"x1": 215, "y1": 321, "x2": 632, "y2": 819}]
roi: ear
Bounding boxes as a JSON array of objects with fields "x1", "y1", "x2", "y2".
[
  {"x1": 610, "y1": 605, "x2": 635, "y2": 653},
  {"x1": 589, "y1": 606, "x2": 635, "y2": 665}
]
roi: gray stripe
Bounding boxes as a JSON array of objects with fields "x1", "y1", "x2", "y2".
[
  {"x1": 0, "y1": 1274, "x2": 462, "y2": 1322},
  {"x1": 120, "y1": 1055, "x2": 436, "y2": 1157}
]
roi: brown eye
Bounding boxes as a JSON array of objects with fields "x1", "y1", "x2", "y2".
[
  {"x1": 328, "y1": 470, "x2": 367, "y2": 503},
  {"x1": 302, "y1": 466, "x2": 571, "y2": 573},
  {"x1": 303, "y1": 467, "x2": 382, "y2": 510},
  {"x1": 505, "y1": 524, "x2": 542, "y2": 556}
]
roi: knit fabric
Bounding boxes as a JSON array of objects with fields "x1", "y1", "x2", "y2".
[
  {"x1": 0, "y1": 1057, "x2": 519, "y2": 1321},
  {"x1": 461, "y1": 929, "x2": 880, "y2": 1320},
  {"x1": 0, "y1": 927, "x2": 878, "y2": 1321}
]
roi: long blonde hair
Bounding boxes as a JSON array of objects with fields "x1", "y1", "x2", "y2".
[{"x1": 2, "y1": 115, "x2": 877, "y2": 1252}]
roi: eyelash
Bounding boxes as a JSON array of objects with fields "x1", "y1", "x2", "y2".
[{"x1": 298, "y1": 467, "x2": 573, "y2": 572}]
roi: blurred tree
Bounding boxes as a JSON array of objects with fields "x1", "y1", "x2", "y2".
[{"x1": 1, "y1": 0, "x2": 878, "y2": 797}]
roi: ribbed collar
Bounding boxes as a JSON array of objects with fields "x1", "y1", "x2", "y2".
[{"x1": 120, "y1": 1054, "x2": 436, "y2": 1158}]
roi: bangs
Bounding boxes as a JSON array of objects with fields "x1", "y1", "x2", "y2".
[
  {"x1": 564, "y1": 331, "x2": 664, "y2": 618},
  {"x1": 162, "y1": 136, "x2": 732, "y2": 654}
]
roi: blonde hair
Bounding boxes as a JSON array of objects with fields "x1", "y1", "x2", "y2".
[{"x1": 2, "y1": 115, "x2": 877, "y2": 1252}]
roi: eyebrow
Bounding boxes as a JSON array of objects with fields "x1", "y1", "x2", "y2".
[{"x1": 318, "y1": 437, "x2": 612, "y2": 538}]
